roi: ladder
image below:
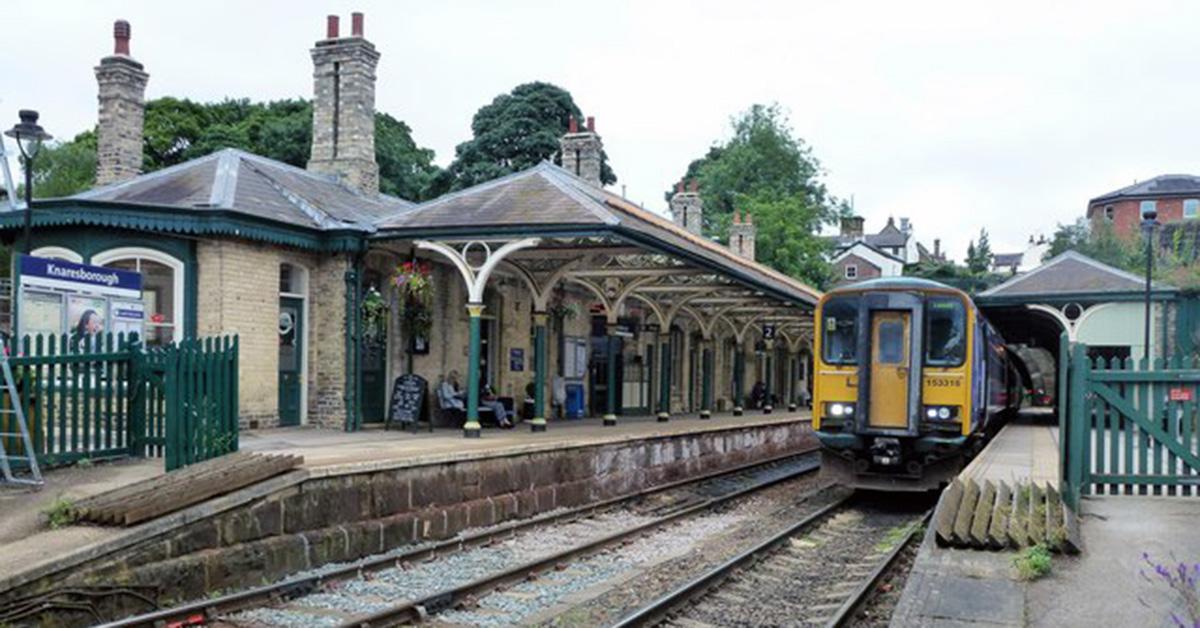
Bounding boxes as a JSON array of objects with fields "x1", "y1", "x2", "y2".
[{"x1": 0, "y1": 347, "x2": 42, "y2": 486}]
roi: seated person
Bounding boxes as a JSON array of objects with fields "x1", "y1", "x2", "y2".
[
  {"x1": 439, "y1": 371, "x2": 467, "y2": 415},
  {"x1": 749, "y1": 380, "x2": 767, "y2": 409},
  {"x1": 480, "y1": 383, "x2": 513, "y2": 428}
]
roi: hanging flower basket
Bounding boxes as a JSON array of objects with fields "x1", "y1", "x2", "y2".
[
  {"x1": 393, "y1": 261, "x2": 434, "y2": 341},
  {"x1": 361, "y1": 287, "x2": 389, "y2": 342}
]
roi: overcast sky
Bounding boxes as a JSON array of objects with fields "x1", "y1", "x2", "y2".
[{"x1": 2, "y1": 1, "x2": 1196, "y2": 260}]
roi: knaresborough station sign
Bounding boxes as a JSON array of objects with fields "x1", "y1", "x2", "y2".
[{"x1": 16, "y1": 254, "x2": 145, "y2": 341}]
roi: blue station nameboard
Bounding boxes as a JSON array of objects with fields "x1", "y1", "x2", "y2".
[{"x1": 20, "y1": 255, "x2": 143, "y2": 299}]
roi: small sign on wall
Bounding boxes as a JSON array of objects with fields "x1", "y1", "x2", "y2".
[
  {"x1": 1169, "y1": 387, "x2": 1194, "y2": 402},
  {"x1": 509, "y1": 348, "x2": 525, "y2": 371}
]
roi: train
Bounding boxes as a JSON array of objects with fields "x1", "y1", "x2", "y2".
[{"x1": 812, "y1": 277, "x2": 1022, "y2": 491}]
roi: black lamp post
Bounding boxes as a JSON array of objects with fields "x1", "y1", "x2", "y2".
[
  {"x1": 1140, "y1": 205, "x2": 1159, "y2": 364},
  {"x1": 5, "y1": 110, "x2": 52, "y2": 255}
]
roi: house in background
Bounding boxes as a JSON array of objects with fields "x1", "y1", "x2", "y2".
[
  {"x1": 992, "y1": 235, "x2": 1050, "y2": 275},
  {"x1": 1087, "y1": 174, "x2": 1200, "y2": 237},
  {"x1": 826, "y1": 215, "x2": 942, "y2": 285}
]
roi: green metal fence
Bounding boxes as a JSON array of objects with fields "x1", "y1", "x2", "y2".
[
  {"x1": 1061, "y1": 338, "x2": 1200, "y2": 507},
  {"x1": 1, "y1": 333, "x2": 239, "y2": 471}
]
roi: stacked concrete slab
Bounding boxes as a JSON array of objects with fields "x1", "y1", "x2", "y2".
[{"x1": 934, "y1": 478, "x2": 1081, "y2": 553}]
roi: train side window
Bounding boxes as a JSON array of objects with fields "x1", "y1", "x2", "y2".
[
  {"x1": 925, "y1": 297, "x2": 966, "y2": 366},
  {"x1": 822, "y1": 296, "x2": 859, "y2": 365}
]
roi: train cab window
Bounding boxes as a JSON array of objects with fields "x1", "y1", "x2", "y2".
[
  {"x1": 925, "y1": 297, "x2": 966, "y2": 366},
  {"x1": 822, "y1": 296, "x2": 859, "y2": 364}
]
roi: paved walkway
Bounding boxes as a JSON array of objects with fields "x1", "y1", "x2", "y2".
[
  {"x1": 241, "y1": 411, "x2": 808, "y2": 474},
  {"x1": 960, "y1": 410, "x2": 1059, "y2": 486}
]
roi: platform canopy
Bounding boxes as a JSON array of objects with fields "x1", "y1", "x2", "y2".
[{"x1": 373, "y1": 162, "x2": 820, "y2": 346}]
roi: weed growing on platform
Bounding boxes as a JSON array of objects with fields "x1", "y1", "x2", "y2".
[
  {"x1": 44, "y1": 497, "x2": 76, "y2": 529},
  {"x1": 1013, "y1": 543, "x2": 1052, "y2": 580},
  {"x1": 1138, "y1": 553, "x2": 1200, "y2": 628}
]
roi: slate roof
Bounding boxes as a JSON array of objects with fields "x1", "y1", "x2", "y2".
[
  {"x1": 827, "y1": 217, "x2": 909, "y2": 250},
  {"x1": 832, "y1": 240, "x2": 905, "y2": 264},
  {"x1": 74, "y1": 148, "x2": 412, "y2": 231},
  {"x1": 978, "y1": 251, "x2": 1173, "y2": 298},
  {"x1": 377, "y1": 162, "x2": 821, "y2": 305},
  {"x1": 1090, "y1": 174, "x2": 1200, "y2": 204}
]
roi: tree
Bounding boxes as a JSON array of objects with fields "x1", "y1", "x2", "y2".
[
  {"x1": 26, "y1": 97, "x2": 441, "y2": 200},
  {"x1": 668, "y1": 103, "x2": 848, "y2": 287},
  {"x1": 965, "y1": 228, "x2": 994, "y2": 275},
  {"x1": 443, "y1": 82, "x2": 616, "y2": 192}
]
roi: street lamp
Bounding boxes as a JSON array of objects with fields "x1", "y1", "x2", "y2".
[
  {"x1": 1140, "y1": 204, "x2": 1159, "y2": 364},
  {"x1": 5, "y1": 110, "x2": 52, "y2": 255}
]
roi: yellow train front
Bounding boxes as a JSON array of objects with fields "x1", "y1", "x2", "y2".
[{"x1": 813, "y1": 278, "x2": 1020, "y2": 491}]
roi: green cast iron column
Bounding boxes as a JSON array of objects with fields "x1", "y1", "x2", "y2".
[
  {"x1": 733, "y1": 342, "x2": 745, "y2": 416},
  {"x1": 787, "y1": 352, "x2": 798, "y2": 412},
  {"x1": 763, "y1": 340, "x2": 775, "y2": 414},
  {"x1": 604, "y1": 324, "x2": 618, "y2": 426},
  {"x1": 658, "y1": 335, "x2": 671, "y2": 422},
  {"x1": 530, "y1": 312, "x2": 548, "y2": 432},
  {"x1": 700, "y1": 341, "x2": 713, "y2": 419},
  {"x1": 464, "y1": 303, "x2": 485, "y2": 438}
]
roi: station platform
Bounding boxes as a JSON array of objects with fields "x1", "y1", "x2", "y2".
[
  {"x1": 959, "y1": 408, "x2": 1059, "y2": 486},
  {"x1": 0, "y1": 411, "x2": 812, "y2": 600},
  {"x1": 241, "y1": 411, "x2": 809, "y2": 473}
]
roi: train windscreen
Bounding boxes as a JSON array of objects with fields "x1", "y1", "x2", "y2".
[
  {"x1": 822, "y1": 296, "x2": 859, "y2": 364},
  {"x1": 925, "y1": 297, "x2": 966, "y2": 366}
]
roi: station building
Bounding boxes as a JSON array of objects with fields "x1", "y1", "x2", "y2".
[{"x1": 3, "y1": 16, "x2": 820, "y2": 434}]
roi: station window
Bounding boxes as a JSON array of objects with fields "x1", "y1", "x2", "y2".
[
  {"x1": 821, "y1": 296, "x2": 859, "y2": 365},
  {"x1": 1103, "y1": 205, "x2": 1114, "y2": 221},
  {"x1": 95, "y1": 248, "x2": 184, "y2": 346},
  {"x1": 1140, "y1": 200, "x2": 1158, "y2": 218},
  {"x1": 844, "y1": 264, "x2": 858, "y2": 279},
  {"x1": 925, "y1": 297, "x2": 966, "y2": 366},
  {"x1": 1185, "y1": 199, "x2": 1199, "y2": 219}
]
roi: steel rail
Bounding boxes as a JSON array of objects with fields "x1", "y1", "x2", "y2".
[
  {"x1": 824, "y1": 510, "x2": 932, "y2": 628},
  {"x1": 610, "y1": 495, "x2": 852, "y2": 628},
  {"x1": 100, "y1": 447, "x2": 819, "y2": 628},
  {"x1": 335, "y1": 456, "x2": 825, "y2": 627}
]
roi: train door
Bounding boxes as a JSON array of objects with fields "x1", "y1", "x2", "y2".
[{"x1": 868, "y1": 311, "x2": 911, "y2": 429}]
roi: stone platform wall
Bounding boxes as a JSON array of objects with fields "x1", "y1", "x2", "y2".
[{"x1": 1, "y1": 420, "x2": 814, "y2": 616}]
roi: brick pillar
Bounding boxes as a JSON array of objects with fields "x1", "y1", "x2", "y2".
[
  {"x1": 670, "y1": 179, "x2": 704, "y2": 235},
  {"x1": 308, "y1": 13, "x2": 381, "y2": 195},
  {"x1": 560, "y1": 115, "x2": 603, "y2": 188},
  {"x1": 94, "y1": 20, "x2": 148, "y2": 186}
]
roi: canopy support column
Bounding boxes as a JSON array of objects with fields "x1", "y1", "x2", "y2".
[
  {"x1": 700, "y1": 339, "x2": 713, "y2": 419},
  {"x1": 658, "y1": 334, "x2": 671, "y2": 422},
  {"x1": 604, "y1": 323, "x2": 619, "y2": 427},
  {"x1": 763, "y1": 339, "x2": 775, "y2": 414},
  {"x1": 530, "y1": 311, "x2": 548, "y2": 432},
  {"x1": 464, "y1": 303, "x2": 484, "y2": 438},
  {"x1": 733, "y1": 342, "x2": 745, "y2": 417}
]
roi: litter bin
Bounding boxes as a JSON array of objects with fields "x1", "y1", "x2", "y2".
[{"x1": 565, "y1": 383, "x2": 585, "y2": 419}]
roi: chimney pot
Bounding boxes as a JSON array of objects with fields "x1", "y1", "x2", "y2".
[
  {"x1": 675, "y1": 181, "x2": 684, "y2": 194},
  {"x1": 568, "y1": 115, "x2": 578, "y2": 133},
  {"x1": 113, "y1": 19, "x2": 131, "y2": 55},
  {"x1": 326, "y1": 15, "x2": 340, "y2": 39},
  {"x1": 733, "y1": 210, "x2": 741, "y2": 224},
  {"x1": 745, "y1": 213, "x2": 753, "y2": 225},
  {"x1": 586, "y1": 116, "x2": 595, "y2": 132},
  {"x1": 351, "y1": 12, "x2": 364, "y2": 36},
  {"x1": 688, "y1": 179, "x2": 698, "y2": 193}
]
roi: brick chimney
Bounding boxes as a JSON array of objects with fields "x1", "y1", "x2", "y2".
[
  {"x1": 670, "y1": 179, "x2": 703, "y2": 235},
  {"x1": 840, "y1": 215, "x2": 865, "y2": 238},
  {"x1": 308, "y1": 12, "x2": 380, "y2": 195},
  {"x1": 730, "y1": 211, "x2": 757, "y2": 261},
  {"x1": 560, "y1": 115, "x2": 603, "y2": 187},
  {"x1": 95, "y1": 20, "x2": 149, "y2": 186}
]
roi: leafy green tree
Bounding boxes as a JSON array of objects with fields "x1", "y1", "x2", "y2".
[
  {"x1": 26, "y1": 97, "x2": 441, "y2": 200},
  {"x1": 668, "y1": 103, "x2": 848, "y2": 287},
  {"x1": 443, "y1": 82, "x2": 616, "y2": 192},
  {"x1": 965, "y1": 228, "x2": 994, "y2": 275}
]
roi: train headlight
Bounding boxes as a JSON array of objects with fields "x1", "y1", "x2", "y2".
[
  {"x1": 922, "y1": 405, "x2": 959, "y2": 420},
  {"x1": 826, "y1": 402, "x2": 855, "y2": 418}
]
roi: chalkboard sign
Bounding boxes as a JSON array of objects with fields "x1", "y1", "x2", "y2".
[{"x1": 387, "y1": 374, "x2": 427, "y2": 430}]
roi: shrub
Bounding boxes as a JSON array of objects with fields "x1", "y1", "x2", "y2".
[
  {"x1": 1013, "y1": 543, "x2": 1052, "y2": 580},
  {"x1": 44, "y1": 497, "x2": 76, "y2": 529}
]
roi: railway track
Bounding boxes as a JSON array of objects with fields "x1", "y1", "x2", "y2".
[
  {"x1": 100, "y1": 449, "x2": 822, "y2": 628},
  {"x1": 613, "y1": 495, "x2": 931, "y2": 628}
]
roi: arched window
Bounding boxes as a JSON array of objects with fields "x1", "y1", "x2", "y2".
[
  {"x1": 31, "y1": 246, "x2": 83, "y2": 263},
  {"x1": 93, "y1": 247, "x2": 184, "y2": 346}
]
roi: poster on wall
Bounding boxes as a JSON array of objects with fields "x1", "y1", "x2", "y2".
[
  {"x1": 19, "y1": 291, "x2": 64, "y2": 338},
  {"x1": 110, "y1": 300, "x2": 146, "y2": 339},
  {"x1": 509, "y1": 348, "x2": 524, "y2": 372},
  {"x1": 66, "y1": 294, "x2": 108, "y2": 351}
]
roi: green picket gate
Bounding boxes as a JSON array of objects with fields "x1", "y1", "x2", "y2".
[
  {"x1": 1, "y1": 333, "x2": 239, "y2": 471},
  {"x1": 1060, "y1": 337, "x2": 1200, "y2": 508}
]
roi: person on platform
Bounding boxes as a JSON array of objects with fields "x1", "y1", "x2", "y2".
[
  {"x1": 750, "y1": 380, "x2": 766, "y2": 409},
  {"x1": 440, "y1": 371, "x2": 512, "y2": 428}
]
